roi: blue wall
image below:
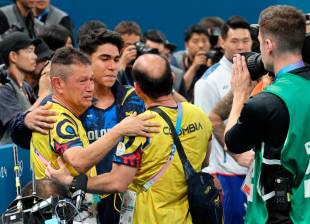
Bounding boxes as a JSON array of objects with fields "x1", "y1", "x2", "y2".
[
  {"x1": 1, "y1": 0, "x2": 309, "y2": 48},
  {"x1": 50, "y1": 0, "x2": 309, "y2": 49}
]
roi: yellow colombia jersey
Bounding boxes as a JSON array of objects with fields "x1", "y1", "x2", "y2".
[
  {"x1": 113, "y1": 102, "x2": 212, "y2": 224},
  {"x1": 30, "y1": 100, "x2": 96, "y2": 179}
]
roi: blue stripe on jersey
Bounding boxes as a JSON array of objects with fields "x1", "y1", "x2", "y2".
[{"x1": 201, "y1": 62, "x2": 220, "y2": 80}]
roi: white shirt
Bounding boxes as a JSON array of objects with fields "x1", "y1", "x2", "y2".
[{"x1": 194, "y1": 56, "x2": 248, "y2": 175}]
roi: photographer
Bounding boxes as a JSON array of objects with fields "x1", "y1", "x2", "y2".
[
  {"x1": 194, "y1": 16, "x2": 253, "y2": 224},
  {"x1": 143, "y1": 29, "x2": 186, "y2": 96},
  {"x1": 0, "y1": 31, "x2": 40, "y2": 144},
  {"x1": 171, "y1": 24, "x2": 211, "y2": 102},
  {"x1": 114, "y1": 21, "x2": 142, "y2": 86},
  {"x1": 225, "y1": 5, "x2": 310, "y2": 223}
]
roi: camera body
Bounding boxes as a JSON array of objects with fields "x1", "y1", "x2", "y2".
[
  {"x1": 135, "y1": 42, "x2": 159, "y2": 56},
  {"x1": 205, "y1": 47, "x2": 223, "y2": 65}
]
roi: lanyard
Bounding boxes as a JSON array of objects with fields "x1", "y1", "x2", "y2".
[
  {"x1": 275, "y1": 60, "x2": 304, "y2": 81},
  {"x1": 143, "y1": 103, "x2": 183, "y2": 190}
]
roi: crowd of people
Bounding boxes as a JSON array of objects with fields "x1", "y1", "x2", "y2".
[{"x1": 0, "y1": 1, "x2": 310, "y2": 223}]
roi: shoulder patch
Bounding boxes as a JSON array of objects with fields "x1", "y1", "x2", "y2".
[{"x1": 56, "y1": 118, "x2": 78, "y2": 139}]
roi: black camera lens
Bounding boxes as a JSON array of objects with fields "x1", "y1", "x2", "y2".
[
  {"x1": 205, "y1": 48, "x2": 223, "y2": 64},
  {"x1": 240, "y1": 52, "x2": 268, "y2": 81},
  {"x1": 135, "y1": 42, "x2": 159, "y2": 56}
]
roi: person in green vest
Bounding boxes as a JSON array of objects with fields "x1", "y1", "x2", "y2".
[{"x1": 224, "y1": 5, "x2": 310, "y2": 224}]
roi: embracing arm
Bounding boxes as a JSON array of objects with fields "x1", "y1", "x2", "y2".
[
  {"x1": 47, "y1": 155, "x2": 137, "y2": 193},
  {"x1": 63, "y1": 113, "x2": 159, "y2": 173}
]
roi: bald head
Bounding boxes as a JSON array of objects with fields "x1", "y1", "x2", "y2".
[{"x1": 132, "y1": 54, "x2": 173, "y2": 99}]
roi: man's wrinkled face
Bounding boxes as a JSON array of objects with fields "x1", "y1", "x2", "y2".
[
  {"x1": 185, "y1": 33, "x2": 211, "y2": 58},
  {"x1": 90, "y1": 43, "x2": 120, "y2": 88},
  {"x1": 61, "y1": 64, "x2": 94, "y2": 113},
  {"x1": 222, "y1": 28, "x2": 252, "y2": 61}
]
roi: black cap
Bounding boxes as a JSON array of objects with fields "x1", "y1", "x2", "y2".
[
  {"x1": 0, "y1": 32, "x2": 41, "y2": 62},
  {"x1": 164, "y1": 40, "x2": 177, "y2": 52},
  {"x1": 144, "y1": 29, "x2": 167, "y2": 44},
  {"x1": 35, "y1": 39, "x2": 54, "y2": 62}
]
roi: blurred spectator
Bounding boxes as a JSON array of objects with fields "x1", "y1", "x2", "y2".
[
  {"x1": 199, "y1": 16, "x2": 225, "y2": 48},
  {"x1": 143, "y1": 29, "x2": 186, "y2": 95},
  {"x1": 0, "y1": 0, "x2": 43, "y2": 38},
  {"x1": 77, "y1": 20, "x2": 107, "y2": 42},
  {"x1": 33, "y1": 0, "x2": 73, "y2": 36},
  {"x1": 163, "y1": 40, "x2": 177, "y2": 62},
  {"x1": 24, "y1": 39, "x2": 53, "y2": 96},
  {"x1": 114, "y1": 20, "x2": 141, "y2": 86},
  {"x1": 0, "y1": 31, "x2": 40, "y2": 143},
  {"x1": 171, "y1": 24, "x2": 211, "y2": 102},
  {"x1": 37, "y1": 24, "x2": 73, "y2": 50},
  {"x1": 194, "y1": 16, "x2": 252, "y2": 224}
]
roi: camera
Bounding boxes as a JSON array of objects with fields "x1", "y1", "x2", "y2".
[
  {"x1": 206, "y1": 47, "x2": 223, "y2": 65},
  {"x1": 242, "y1": 33, "x2": 310, "y2": 81},
  {"x1": 240, "y1": 52, "x2": 268, "y2": 81},
  {"x1": 135, "y1": 42, "x2": 159, "y2": 56},
  {"x1": 209, "y1": 26, "x2": 221, "y2": 47}
]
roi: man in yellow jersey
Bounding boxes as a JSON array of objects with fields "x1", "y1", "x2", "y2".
[
  {"x1": 30, "y1": 47, "x2": 159, "y2": 180},
  {"x1": 46, "y1": 53, "x2": 212, "y2": 224}
]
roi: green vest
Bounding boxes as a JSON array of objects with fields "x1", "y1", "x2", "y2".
[{"x1": 245, "y1": 73, "x2": 310, "y2": 224}]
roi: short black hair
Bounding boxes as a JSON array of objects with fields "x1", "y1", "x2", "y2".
[
  {"x1": 221, "y1": 16, "x2": 251, "y2": 40},
  {"x1": 38, "y1": 24, "x2": 71, "y2": 51},
  {"x1": 132, "y1": 56, "x2": 173, "y2": 99},
  {"x1": 184, "y1": 24, "x2": 209, "y2": 42},
  {"x1": 77, "y1": 20, "x2": 107, "y2": 43},
  {"x1": 79, "y1": 28, "x2": 124, "y2": 55},
  {"x1": 143, "y1": 29, "x2": 166, "y2": 44}
]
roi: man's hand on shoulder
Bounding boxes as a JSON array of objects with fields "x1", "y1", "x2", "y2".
[
  {"x1": 25, "y1": 102, "x2": 57, "y2": 134},
  {"x1": 114, "y1": 112, "x2": 160, "y2": 138}
]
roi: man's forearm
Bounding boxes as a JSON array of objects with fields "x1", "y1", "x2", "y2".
[
  {"x1": 86, "y1": 172, "x2": 123, "y2": 194},
  {"x1": 64, "y1": 126, "x2": 123, "y2": 173},
  {"x1": 224, "y1": 94, "x2": 248, "y2": 146},
  {"x1": 211, "y1": 118, "x2": 225, "y2": 148},
  {"x1": 183, "y1": 66, "x2": 197, "y2": 91}
]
